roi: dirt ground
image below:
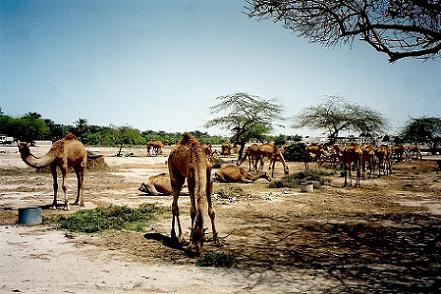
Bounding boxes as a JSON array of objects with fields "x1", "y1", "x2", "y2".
[{"x1": 1, "y1": 144, "x2": 441, "y2": 293}]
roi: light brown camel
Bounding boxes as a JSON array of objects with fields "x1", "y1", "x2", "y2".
[
  {"x1": 257, "y1": 143, "x2": 289, "y2": 177},
  {"x1": 17, "y1": 133, "x2": 87, "y2": 210},
  {"x1": 214, "y1": 165, "x2": 271, "y2": 183},
  {"x1": 375, "y1": 144, "x2": 393, "y2": 176},
  {"x1": 168, "y1": 132, "x2": 218, "y2": 254},
  {"x1": 146, "y1": 140, "x2": 164, "y2": 156},
  {"x1": 138, "y1": 173, "x2": 190, "y2": 196},
  {"x1": 138, "y1": 172, "x2": 173, "y2": 195},
  {"x1": 237, "y1": 143, "x2": 261, "y2": 172}
]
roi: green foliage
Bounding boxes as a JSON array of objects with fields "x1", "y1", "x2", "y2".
[
  {"x1": 400, "y1": 116, "x2": 441, "y2": 154},
  {"x1": 205, "y1": 92, "x2": 283, "y2": 146},
  {"x1": 197, "y1": 252, "x2": 236, "y2": 267},
  {"x1": 294, "y1": 96, "x2": 387, "y2": 144},
  {"x1": 283, "y1": 142, "x2": 307, "y2": 162},
  {"x1": 45, "y1": 204, "x2": 166, "y2": 233}
]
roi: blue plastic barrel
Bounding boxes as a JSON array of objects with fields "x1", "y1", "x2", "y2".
[{"x1": 18, "y1": 207, "x2": 42, "y2": 225}]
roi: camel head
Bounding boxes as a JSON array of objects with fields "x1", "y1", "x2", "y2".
[
  {"x1": 138, "y1": 183, "x2": 149, "y2": 193},
  {"x1": 262, "y1": 171, "x2": 272, "y2": 182},
  {"x1": 17, "y1": 141, "x2": 32, "y2": 157},
  {"x1": 191, "y1": 226, "x2": 205, "y2": 256}
]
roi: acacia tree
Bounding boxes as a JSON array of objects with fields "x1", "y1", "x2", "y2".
[
  {"x1": 294, "y1": 96, "x2": 387, "y2": 144},
  {"x1": 205, "y1": 92, "x2": 283, "y2": 159},
  {"x1": 400, "y1": 116, "x2": 441, "y2": 154},
  {"x1": 245, "y1": 0, "x2": 441, "y2": 62}
]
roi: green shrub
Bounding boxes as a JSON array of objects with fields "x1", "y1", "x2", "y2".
[
  {"x1": 197, "y1": 252, "x2": 236, "y2": 267},
  {"x1": 45, "y1": 204, "x2": 166, "y2": 233},
  {"x1": 283, "y1": 142, "x2": 308, "y2": 162}
]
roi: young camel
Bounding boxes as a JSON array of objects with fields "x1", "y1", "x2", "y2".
[
  {"x1": 341, "y1": 143, "x2": 363, "y2": 187},
  {"x1": 214, "y1": 165, "x2": 271, "y2": 183},
  {"x1": 17, "y1": 133, "x2": 87, "y2": 210},
  {"x1": 168, "y1": 132, "x2": 219, "y2": 254},
  {"x1": 257, "y1": 143, "x2": 289, "y2": 177}
]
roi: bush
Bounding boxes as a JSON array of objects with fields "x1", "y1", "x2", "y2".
[
  {"x1": 197, "y1": 252, "x2": 236, "y2": 267},
  {"x1": 45, "y1": 204, "x2": 166, "y2": 233},
  {"x1": 283, "y1": 142, "x2": 307, "y2": 162}
]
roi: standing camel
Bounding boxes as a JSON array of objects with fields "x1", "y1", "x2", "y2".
[
  {"x1": 17, "y1": 133, "x2": 87, "y2": 210},
  {"x1": 168, "y1": 132, "x2": 218, "y2": 254},
  {"x1": 257, "y1": 143, "x2": 289, "y2": 177},
  {"x1": 146, "y1": 140, "x2": 164, "y2": 156},
  {"x1": 237, "y1": 143, "x2": 261, "y2": 172},
  {"x1": 341, "y1": 144, "x2": 363, "y2": 187}
]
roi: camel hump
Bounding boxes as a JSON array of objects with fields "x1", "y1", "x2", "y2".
[
  {"x1": 64, "y1": 133, "x2": 77, "y2": 140},
  {"x1": 179, "y1": 132, "x2": 199, "y2": 145}
]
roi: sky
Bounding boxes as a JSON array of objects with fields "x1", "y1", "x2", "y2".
[{"x1": 1, "y1": 0, "x2": 440, "y2": 137}]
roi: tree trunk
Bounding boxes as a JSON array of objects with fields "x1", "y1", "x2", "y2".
[
  {"x1": 236, "y1": 141, "x2": 246, "y2": 163},
  {"x1": 117, "y1": 143, "x2": 123, "y2": 157}
]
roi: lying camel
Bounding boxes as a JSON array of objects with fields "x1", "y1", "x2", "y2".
[
  {"x1": 168, "y1": 132, "x2": 219, "y2": 254},
  {"x1": 138, "y1": 172, "x2": 173, "y2": 195},
  {"x1": 138, "y1": 172, "x2": 189, "y2": 196},
  {"x1": 17, "y1": 133, "x2": 87, "y2": 210},
  {"x1": 215, "y1": 165, "x2": 271, "y2": 183}
]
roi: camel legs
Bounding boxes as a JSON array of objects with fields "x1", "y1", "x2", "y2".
[
  {"x1": 61, "y1": 167, "x2": 70, "y2": 211},
  {"x1": 206, "y1": 171, "x2": 218, "y2": 244},
  {"x1": 170, "y1": 173, "x2": 185, "y2": 243},
  {"x1": 50, "y1": 164, "x2": 58, "y2": 209},
  {"x1": 74, "y1": 166, "x2": 85, "y2": 207}
]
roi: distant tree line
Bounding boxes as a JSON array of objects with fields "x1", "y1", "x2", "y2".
[{"x1": 0, "y1": 110, "x2": 230, "y2": 146}]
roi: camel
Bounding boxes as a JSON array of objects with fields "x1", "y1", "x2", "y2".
[
  {"x1": 375, "y1": 144, "x2": 393, "y2": 176},
  {"x1": 237, "y1": 143, "x2": 261, "y2": 172},
  {"x1": 361, "y1": 145, "x2": 377, "y2": 179},
  {"x1": 257, "y1": 143, "x2": 289, "y2": 177},
  {"x1": 17, "y1": 133, "x2": 87, "y2": 210},
  {"x1": 168, "y1": 132, "x2": 218, "y2": 254},
  {"x1": 214, "y1": 165, "x2": 271, "y2": 183},
  {"x1": 220, "y1": 143, "x2": 232, "y2": 156},
  {"x1": 146, "y1": 140, "x2": 164, "y2": 156},
  {"x1": 138, "y1": 172, "x2": 173, "y2": 195},
  {"x1": 341, "y1": 143, "x2": 363, "y2": 187}
]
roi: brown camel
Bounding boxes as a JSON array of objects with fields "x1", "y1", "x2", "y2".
[
  {"x1": 214, "y1": 165, "x2": 271, "y2": 183},
  {"x1": 168, "y1": 132, "x2": 218, "y2": 254},
  {"x1": 341, "y1": 143, "x2": 363, "y2": 187},
  {"x1": 257, "y1": 143, "x2": 289, "y2": 177},
  {"x1": 220, "y1": 143, "x2": 232, "y2": 156},
  {"x1": 375, "y1": 144, "x2": 393, "y2": 176},
  {"x1": 361, "y1": 145, "x2": 376, "y2": 179},
  {"x1": 237, "y1": 143, "x2": 261, "y2": 172},
  {"x1": 146, "y1": 140, "x2": 164, "y2": 156},
  {"x1": 17, "y1": 133, "x2": 87, "y2": 210}
]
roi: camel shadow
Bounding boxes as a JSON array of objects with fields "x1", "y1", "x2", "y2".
[{"x1": 144, "y1": 232, "x2": 200, "y2": 257}]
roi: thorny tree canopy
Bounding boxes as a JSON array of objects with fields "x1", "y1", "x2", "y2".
[
  {"x1": 245, "y1": 0, "x2": 441, "y2": 62},
  {"x1": 294, "y1": 96, "x2": 387, "y2": 144},
  {"x1": 205, "y1": 92, "x2": 283, "y2": 146}
]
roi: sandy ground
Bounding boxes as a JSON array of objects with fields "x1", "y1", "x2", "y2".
[{"x1": 1, "y1": 144, "x2": 441, "y2": 293}]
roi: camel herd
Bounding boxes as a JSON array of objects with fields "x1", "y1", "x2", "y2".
[
  {"x1": 16, "y1": 133, "x2": 424, "y2": 254},
  {"x1": 304, "y1": 142, "x2": 422, "y2": 187}
]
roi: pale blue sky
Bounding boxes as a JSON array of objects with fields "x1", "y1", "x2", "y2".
[{"x1": 1, "y1": 0, "x2": 440, "y2": 136}]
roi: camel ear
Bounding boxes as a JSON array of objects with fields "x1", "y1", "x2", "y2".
[
  {"x1": 16, "y1": 140, "x2": 21, "y2": 146},
  {"x1": 26, "y1": 142, "x2": 31, "y2": 147}
]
